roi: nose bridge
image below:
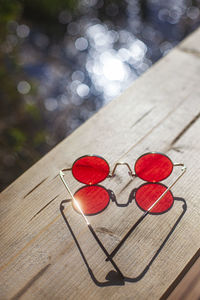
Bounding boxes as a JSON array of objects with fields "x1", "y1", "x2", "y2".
[{"x1": 111, "y1": 162, "x2": 135, "y2": 178}]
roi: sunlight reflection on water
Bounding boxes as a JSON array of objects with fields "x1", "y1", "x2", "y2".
[
  {"x1": 9, "y1": 0, "x2": 199, "y2": 140},
  {"x1": 2, "y1": 0, "x2": 200, "y2": 190}
]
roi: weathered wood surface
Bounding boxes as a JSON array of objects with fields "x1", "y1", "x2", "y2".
[
  {"x1": 1, "y1": 27, "x2": 200, "y2": 300},
  {"x1": 167, "y1": 255, "x2": 200, "y2": 300}
]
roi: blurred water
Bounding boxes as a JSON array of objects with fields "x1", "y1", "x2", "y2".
[
  {"x1": 17, "y1": 1, "x2": 200, "y2": 137},
  {"x1": 1, "y1": 0, "x2": 200, "y2": 190}
]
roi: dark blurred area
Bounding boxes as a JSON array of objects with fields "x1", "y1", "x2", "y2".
[{"x1": 1, "y1": 0, "x2": 200, "y2": 191}]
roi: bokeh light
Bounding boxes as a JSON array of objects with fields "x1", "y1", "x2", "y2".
[{"x1": 17, "y1": 81, "x2": 31, "y2": 94}]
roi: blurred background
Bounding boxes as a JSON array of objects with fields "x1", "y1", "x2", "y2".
[{"x1": 1, "y1": 0, "x2": 200, "y2": 191}]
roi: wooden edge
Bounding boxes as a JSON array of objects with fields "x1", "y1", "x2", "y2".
[{"x1": 160, "y1": 248, "x2": 200, "y2": 299}]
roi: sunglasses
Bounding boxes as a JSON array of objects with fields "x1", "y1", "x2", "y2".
[
  {"x1": 59, "y1": 152, "x2": 186, "y2": 278},
  {"x1": 60, "y1": 152, "x2": 186, "y2": 215}
]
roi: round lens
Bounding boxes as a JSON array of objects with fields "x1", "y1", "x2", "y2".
[
  {"x1": 135, "y1": 183, "x2": 174, "y2": 214},
  {"x1": 134, "y1": 152, "x2": 173, "y2": 182},
  {"x1": 72, "y1": 155, "x2": 110, "y2": 185},
  {"x1": 73, "y1": 185, "x2": 110, "y2": 215}
]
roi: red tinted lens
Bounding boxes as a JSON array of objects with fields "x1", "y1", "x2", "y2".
[
  {"x1": 72, "y1": 156, "x2": 110, "y2": 185},
  {"x1": 134, "y1": 153, "x2": 173, "y2": 182},
  {"x1": 135, "y1": 183, "x2": 174, "y2": 214},
  {"x1": 73, "y1": 185, "x2": 110, "y2": 215}
]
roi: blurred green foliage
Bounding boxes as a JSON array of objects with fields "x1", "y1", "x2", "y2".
[
  {"x1": 24, "y1": 103, "x2": 41, "y2": 121},
  {"x1": 0, "y1": 0, "x2": 78, "y2": 190},
  {"x1": 19, "y1": 0, "x2": 77, "y2": 18},
  {"x1": 8, "y1": 128, "x2": 27, "y2": 151},
  {"x1": 0, "y1": 1, "x2": 21, "y2": 29}
]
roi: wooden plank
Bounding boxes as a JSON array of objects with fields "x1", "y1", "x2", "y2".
[
  {"x1": 162, "y1": 252, "x2": 200, "y2": 300},
  {"x1": 1, "y1": 28, "x2": 200, "y2": 299}
]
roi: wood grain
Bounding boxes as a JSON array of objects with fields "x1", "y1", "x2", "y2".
[
  {"x1": 162, "y1": 251, "x2": 200, "y2": 300},
  {"x1": 1, "y1": 28, "x2": 200, "y2": 299}
]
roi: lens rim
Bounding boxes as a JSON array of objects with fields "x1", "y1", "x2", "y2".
[
  {"x1": 73, "y1": 184, "x2": 110, "y2": 216},
  {"x1": 135, "y1": 182, "x2": 174, "y2": 215},
  {"x1": 72, "y1": 155, "x2": 110, "y2": 185},
  {"x1": 134, "y1": 152, "x2": 174, "y2": 182}
]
